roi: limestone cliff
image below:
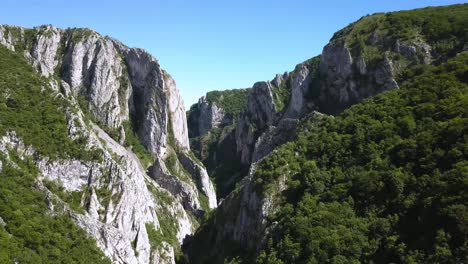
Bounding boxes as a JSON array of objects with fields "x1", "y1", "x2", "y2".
[{"x1": 0, "y1": 24, "x2": 216, "y2": 264}]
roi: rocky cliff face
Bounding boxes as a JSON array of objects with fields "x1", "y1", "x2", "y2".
[
  {"x1": 314, "y1": 41, "x2": 399, "y2": 114},
  {"x1": 187, "y1": 89, "x2": 251, "y2": 198},
  {"x1": 0, "y1": 24, "x2": 216, "y2": 264},
  {"x1": 191, "y1": 96, "x2": 229, "y2": 137},
  {"x1": 235, "y1": 81, "x2": 277, "y2": 166}
]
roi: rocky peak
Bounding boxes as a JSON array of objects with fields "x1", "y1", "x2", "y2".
[
  {"x1": 244, "y1": 81, "x2": 277, "y2": 128},
  {"x1": 283, "y1": 60, "x2": 315, "y2": 119},
  {"x1": 271, "y1": 72, "x2": 289, "y2": 87}
]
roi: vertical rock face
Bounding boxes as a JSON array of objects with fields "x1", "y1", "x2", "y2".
[
  {"x1": 283, "y1": 63, "x2": 311, "y2": 119},
  {"x1": 25, "y1": 25, "x2": 62, "y2": 77},
  {"x1": 148, "y1": 157, "x2": 202, "y2": 215},
  {"x1": 235, "y1": 81, "x2": 277, "y2": 166},
  {"x1": 0, "y1": 24, "x2": 193, "y2": 157},
  {"x1": 0, "y1": 25, "x2": 19, "y2": 51},
  {"x1": 60, "y1": 29, "x2": 129, "y2": 129},
  {"x1": 316, "y1": 43, "x2": 399, "y2": 113},
  {"x1": 183, "y1": 160, "x2": 290, "y2": 264},
  {"x1": 178, "y1": 153, "x2": 217, "y2": 209},
  {"x1": 124, "y1": 48, "x2": 189, "y2": 155},
  {"x1": 165, "y1": 72, "x2": 190, "y2": 150},
  {"x1": 124, "y1": 48, "x2": 169, "y2": 156},
  {"x1": 0, "y1": 24, "x2": 216, "y2": 264}
]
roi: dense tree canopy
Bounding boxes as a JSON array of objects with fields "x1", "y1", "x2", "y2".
[
  {"x1": 0, "y1": 155, "x2": 110, "y2": 263},
  {"x1": 253, "y1": 53, "x2": 468, "y2": 264},
  {"x1": 0, "y1": 45, "x2": 110, "y2": 263}
]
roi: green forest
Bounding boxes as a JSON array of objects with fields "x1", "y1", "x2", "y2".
[
  {"x1": 205, "y1": 88, "x2": 250, "y2": 116},
  {"x1": 0, "y1": 155, "x2": 110, "y2": 263}
]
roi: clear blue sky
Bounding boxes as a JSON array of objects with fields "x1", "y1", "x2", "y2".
[{"x1": 1, "y1": 0, "x2": 465, "y2": 107}]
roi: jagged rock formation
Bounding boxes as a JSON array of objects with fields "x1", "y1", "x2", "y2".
[
  {"x1": 0, "y1": 24, "x2": 216, "y2": 264},
  {"x1": 236, "y1": 81, "x2": 278, "y2": 165},
  {"x1": 187, "y1": 89, "x2": 250, "y2": 198},
  {"x1": 251, "y1": 117, "x2": 299, "y2": 163},
  {"x1": 178, "y1": 153, "x2": 217, "y2": 209},
  {"x1": 191, "y1": 96, "x2": 229, "y2": 137}
]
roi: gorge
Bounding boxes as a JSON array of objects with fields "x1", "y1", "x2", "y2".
[{"x1": 0, "y1": 3, "x2": 467, "y2": 264}]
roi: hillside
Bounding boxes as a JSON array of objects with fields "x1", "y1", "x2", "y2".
[
  {"x1": 188, "y1": 4, "x2": 468, "y2": 199},
  {"x1": 185, "y1": 45, "x2": 468, "y2": 264},
  {"x1": 183, "y1": 4, "x2": 468, "y2": 264}
]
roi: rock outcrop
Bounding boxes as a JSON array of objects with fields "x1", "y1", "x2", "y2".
[
  {"x1": 25, "y1": 25, "x2": 62, "y2": 78},
  {"x1": 235, "y1": 81, "x2": 278, "y2": 166},
  {"x1": 182, "y1": 158, "x2": 289, "y2": 264},
  {"x1": 178, "y1": 153, "x2": 217, "y2": 209},
  {"x1": 123, "y1": 47, "x2": 190, "y2": 155},
  {"x1": 224, "y1": 12, "x2": 449, "y2": 174},
  {"x1": 148, "y1": 157, "x2": 202, "y2": 215},
  {"x1": 194, "y1": 96, "x2": 229, "y2": 136},
  {"x1": 315, "y1": 44, "x2": 398, "y2": 113},
  {"x1": 251, "y1": 118, "x2": 299, "y2": 163}
]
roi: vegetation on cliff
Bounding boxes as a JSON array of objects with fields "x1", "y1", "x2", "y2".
[
  {"x1": 205, "y1": 88, "x2": 250, "y2": 116},
  {"x1": 0, "y1": 45, "x2": 111, "y2": 263},
  {"x1": 0, "y1": 46, "x2": 100, "y2": 160}
]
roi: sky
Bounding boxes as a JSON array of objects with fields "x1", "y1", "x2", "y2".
[{"x1": 1, "y1": 0, "x2": 465, "y2": 108}]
